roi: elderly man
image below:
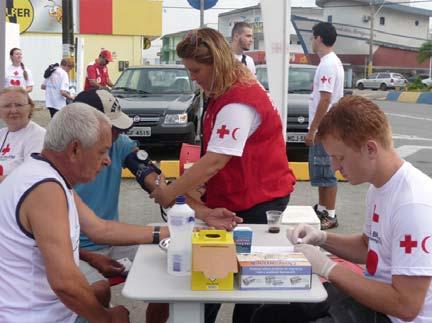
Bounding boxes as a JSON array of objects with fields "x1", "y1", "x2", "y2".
[{"x1": 0, "y1": 103, "x2": 169, "y2": 322}]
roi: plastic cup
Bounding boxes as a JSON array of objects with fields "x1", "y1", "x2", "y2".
[{"x1": 266, "y1": 210, "x2": 282, "y2": 233}]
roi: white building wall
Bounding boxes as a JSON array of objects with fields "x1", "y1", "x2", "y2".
[{"x1": 323, "y1": 1, "x2": 429, "y2": 46}]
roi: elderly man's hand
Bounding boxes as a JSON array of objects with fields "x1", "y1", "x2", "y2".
[
  {"x1": 294, "y1": 244, "x2": 336, "y2": 279},
  {"x1": 287, "y1": 223, "x2": 327, "y2": 246},
  {"x1": 108, "y1": 305, "x2": 130, "y2": 322},
  {"x1": 88, "y1": 253, "x2": 125, "y2": 277},
  {"x1": 203, "y1": 208, "x2": 243, "y2": 231}
]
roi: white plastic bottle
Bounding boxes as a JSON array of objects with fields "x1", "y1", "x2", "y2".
[{"x1": 167, "y1": 195, "x2": 195, "y2": 276}]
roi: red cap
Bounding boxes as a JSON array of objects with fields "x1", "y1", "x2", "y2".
[{"x1": 100, "y1": 49, "x2": 113, "y2": 62}]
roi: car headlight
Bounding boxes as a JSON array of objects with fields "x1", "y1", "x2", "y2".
[{"x1": 164, "y1": 113, "x2": 188, "y2": 124}]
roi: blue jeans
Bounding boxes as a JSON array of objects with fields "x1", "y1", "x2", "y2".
[{"x1": 308, "y1": 143, "x2": 337, "y2": 187}]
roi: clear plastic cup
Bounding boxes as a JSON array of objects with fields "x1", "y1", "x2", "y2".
[{"x1": 266, "y1": 210, "x2": 282, "y2": 233}]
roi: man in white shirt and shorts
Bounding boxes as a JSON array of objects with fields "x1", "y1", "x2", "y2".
[{"x1": 306, "y1": 22, "x2": 344, "y2": 230}]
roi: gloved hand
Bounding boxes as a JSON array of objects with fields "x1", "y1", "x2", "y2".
[
  {"x1": 294, "y1": 244, "x2": 336, "y2": 279},
  {"x1": 287, "y1": 223, "x2": 327, "y2": 246}
]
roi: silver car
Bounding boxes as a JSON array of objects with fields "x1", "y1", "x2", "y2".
[{"x1": 356, "y1": 72, "x2": 407, "y2": 91}]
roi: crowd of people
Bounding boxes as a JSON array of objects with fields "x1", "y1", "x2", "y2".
[{"x1": 0, "y1": 21, "x2": 431, "y2": 323}]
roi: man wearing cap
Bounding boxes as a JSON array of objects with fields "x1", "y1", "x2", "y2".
[
  {"x1": 84, "y1": 50, "x2": 114, "y2": 91},
  {"x1": 74, "y1": 89, "x2": 241, "y2": 285},
  {"x1": 74, "y1": 89, "x2": 159, "y2": 283}
]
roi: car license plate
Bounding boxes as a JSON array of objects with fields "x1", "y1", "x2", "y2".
[
  {"x1": 286, "y1": 133, "x2": 306, "y2": 143},
  {"x1": 127, "y1": 127, "x2": 151, "y2": 137}
]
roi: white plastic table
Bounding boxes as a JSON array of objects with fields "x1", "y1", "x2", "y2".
[{"x1": 122, "y1": 224, "x2": 327, "y2": 323}]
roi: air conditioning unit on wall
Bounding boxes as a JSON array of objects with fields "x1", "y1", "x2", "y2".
[{"x1": 363, "y1": 15, "x2": 371, "y2": 22}]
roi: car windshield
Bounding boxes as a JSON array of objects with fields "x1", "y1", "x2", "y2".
[
  {"x1": 256, "y1": 66, "x2": 315, "y2": 93},
  {"x1": 113, "y1": 68, "x2": 193, "y2": 94}
]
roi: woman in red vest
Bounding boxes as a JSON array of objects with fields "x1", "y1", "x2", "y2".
[{"x1": 151, "y1": 27, "x2": 297, "y2": 323}]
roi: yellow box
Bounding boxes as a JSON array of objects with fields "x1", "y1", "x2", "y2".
[{"x1": 191, "y1": 230, "x2": 238, "y2": 291}]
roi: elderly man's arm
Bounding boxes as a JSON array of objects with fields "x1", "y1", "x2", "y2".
[
  {"x1": 21, "y1": 182, "x2": 128, "y2": 322},
  {"x1": 75, "y1": 192, "x2": 169, "y2": 245}
]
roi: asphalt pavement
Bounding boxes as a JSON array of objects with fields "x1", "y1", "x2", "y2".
[{"x1": 24, "y1": 94, "x2": 432, "y2": 322}]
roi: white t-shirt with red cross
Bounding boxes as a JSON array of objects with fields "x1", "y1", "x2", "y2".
[
  {"x1": 0, "y1": 121, "x2": 46, "y2": 176},
  {"x1": 206, "y1": 103, "x2": 261, "y2": 157},
  {"x1": 364, "y1": 161, "x2": 432, "y2": 323},
  {"x1": 308, "y1": 51, "x2": 344, "y2": 128},
  {"x1": 4, "y1": 64, "x2": 34, "y2": 89}
]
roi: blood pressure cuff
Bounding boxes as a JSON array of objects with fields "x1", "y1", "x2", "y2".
[{"x1": 124, "y1": 150, "x2": 161, "y2": 193}]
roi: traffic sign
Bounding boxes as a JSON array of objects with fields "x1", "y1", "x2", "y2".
[{"x1": 187, "y1": 0, "x2": 218, "y2": 10}]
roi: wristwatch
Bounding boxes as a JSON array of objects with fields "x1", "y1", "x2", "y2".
[{"x1": 152, "y1": 226, "x2": 161, "y2": 244}]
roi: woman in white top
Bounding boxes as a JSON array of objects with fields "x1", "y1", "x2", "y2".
[
  {"x1": 0, "y1": 87, "x2": 45, "y2": 182},
  {"x1": 4, "y1": 48, "x2": 34, "y2": 93}
]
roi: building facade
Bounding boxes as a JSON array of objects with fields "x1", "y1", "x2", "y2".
[{"x1": 5, "y1": 0, "x2": 162, "y2": 100}]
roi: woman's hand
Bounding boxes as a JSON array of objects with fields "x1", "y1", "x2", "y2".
[
  {"x1": 199, "y1": 207, "x2": 243, "y2": 231},
  {"x1": 150, "y1": 180, "x2": 176, "y2": 208}
]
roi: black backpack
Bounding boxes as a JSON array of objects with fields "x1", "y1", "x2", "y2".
[{"x1": 43, "y1": 63, "x2": 59, "y2": 79}]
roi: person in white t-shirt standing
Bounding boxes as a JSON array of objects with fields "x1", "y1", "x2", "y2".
[
  {"x1": 41, "y1": 58, "x2": 76, "y2": 118},
  {"x1": 4, "y1": 48, "x2": 34, "y2": 93},
  {"x1": 306, "y1": 22, "x2": 344, "y2": 230},
  {"x1": 231, "y1": 22, "x2": 256, "y2": 75},
  {"x1": 252, "y1": 96, "x2": 432, "y2": 323}
]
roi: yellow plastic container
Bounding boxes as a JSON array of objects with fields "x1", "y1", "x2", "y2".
[{"x1": 191, "y1": 230, "x2": 238, "y2": 291}]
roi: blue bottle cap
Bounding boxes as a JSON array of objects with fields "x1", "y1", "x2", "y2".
[{"x1": 175, "y1": 195, "x2": 186, "y2": 204}]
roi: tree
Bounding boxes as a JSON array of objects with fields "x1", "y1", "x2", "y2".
[{"x1": 417, "y1": 41, "x2": 432, "y2": 64}]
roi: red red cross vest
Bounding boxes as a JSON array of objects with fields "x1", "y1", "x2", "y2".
[{"x1": 202, "y1": 81, "x2": 296, "y2": 211}]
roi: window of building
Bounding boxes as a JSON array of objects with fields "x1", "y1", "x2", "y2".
[
  {"x1": 380, "y1": 17, "x2": 385, "y2": 25},
  {"x1": 415, "y1": 20, "x2": 420, "y2": 26},
  {"x1": 327, "y1": 15, "x2": 332, "y2": 23}
]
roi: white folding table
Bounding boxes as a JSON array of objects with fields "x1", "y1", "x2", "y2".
[{"x1": 122, "y1": 224, "x2": 327, "y2": 323}]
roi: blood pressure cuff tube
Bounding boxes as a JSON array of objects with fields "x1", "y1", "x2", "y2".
[{"x1": 124, "y1": 150, "x2": 161, "y2": 193}]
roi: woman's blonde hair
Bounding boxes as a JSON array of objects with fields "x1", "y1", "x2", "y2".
[
  {"x1": 176, "y1": 28, "x2": 255, "y2": 98},
  {"x1": 0, "y1": 86, "x2": 35, "y2": 119}
]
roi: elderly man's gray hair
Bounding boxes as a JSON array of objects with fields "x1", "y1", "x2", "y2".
[{"x1": 44, "y1": 102, "x2": 111, "y2": 152}]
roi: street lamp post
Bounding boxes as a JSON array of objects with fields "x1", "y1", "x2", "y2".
[
  {"x1": 368, "y1": 0, "x2": 387, "y2": 76},
  {"x1": 368, "y1": 2, "x2": 375, "y2": 76}
]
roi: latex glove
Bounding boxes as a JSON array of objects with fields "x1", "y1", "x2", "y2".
[
  {"x1": 287, "y1": 223, "x2": 327, "y2": 246},
  {"x1": 88, "y1": 253, "x2": 125, "y2": 277},
  {"x1": 294, "y1": 244, "x2": 336, "y2": 280},
  {"x1": 203, "y1": 208, "x2": 243, "y2": 231}
]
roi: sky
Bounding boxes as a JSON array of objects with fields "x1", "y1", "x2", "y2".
[{"x1": 143, "y1": 0, "x2": 432, "y2": 62}]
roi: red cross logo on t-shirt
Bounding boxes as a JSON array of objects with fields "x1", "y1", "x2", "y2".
[
  {"x1": 13, "y1": 70, "x2": 19, "y2": 76},
  {"x1": 321, "y1": 76, "x2": 331, "y2": 84},
  {"x1": 400, "y1": 234, "x2": 417, "y2": 254},
  {"x1": 1, "y1": 144, "x2": 10, "y2": 155},
  {"x1": 372, "y1": 205, "x2": 379, "y2": 223},
  {"x1": 216, "y1": 125, "x2": 230, "y2": 139}
]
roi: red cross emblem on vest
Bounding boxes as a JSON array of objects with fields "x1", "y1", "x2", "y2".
[
  {"x1": 1, "y1": 144, "x2": 10, "y2": 155},
  {"x1": 400, "y1": 234, "x2": 417, "y2": 254},
  {"x1": 216, "y1": 125, "x2": 230, "y2": 139}
]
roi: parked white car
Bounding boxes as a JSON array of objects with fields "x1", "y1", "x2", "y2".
[
  {"x1": 421, "y1": 77, "x2": 432, "y2": 87},
  {"x1": 356, "y1": 72, "x2": 407, "y2": 90}
]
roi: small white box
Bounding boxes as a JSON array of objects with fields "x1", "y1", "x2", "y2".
[{"x1": 281, "y1": 206, "x2": 320, "y2": 230}]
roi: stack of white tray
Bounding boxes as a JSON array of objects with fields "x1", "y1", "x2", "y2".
[{"x1": 281, "y1": 205, "x2": 321, "y2": 230}]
